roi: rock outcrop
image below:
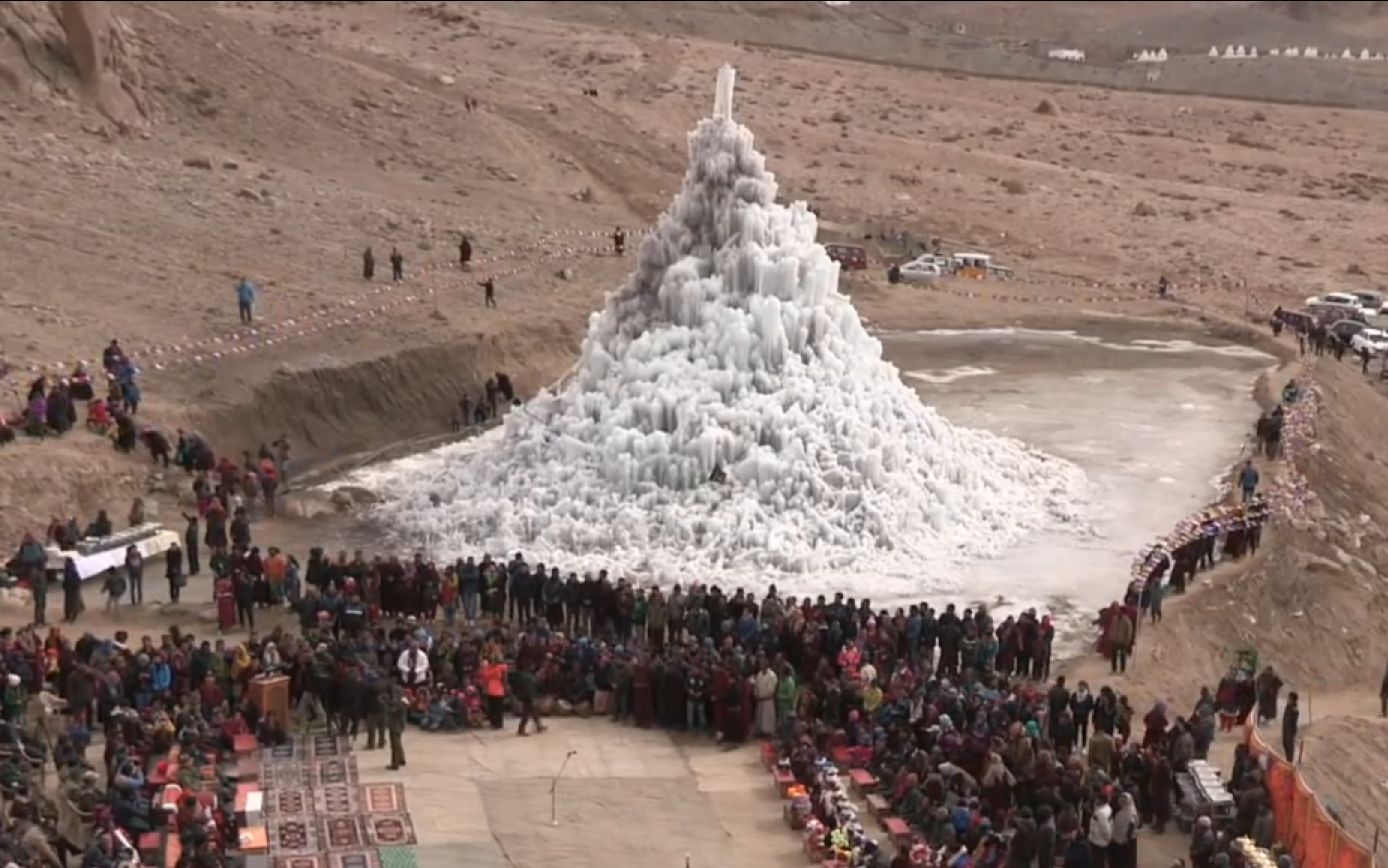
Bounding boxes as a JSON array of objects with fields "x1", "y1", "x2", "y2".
[{"x1": 0, "y1": 1, "x2": 148, "y2": 126}]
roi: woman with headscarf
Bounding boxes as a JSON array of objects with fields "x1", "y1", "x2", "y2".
[
  {"x1": 62, "y1": 557, "x2": 84, "y2": 623},
  {"x1": 1109, "y1": 792, "x2": 1139, "y2": 868}
]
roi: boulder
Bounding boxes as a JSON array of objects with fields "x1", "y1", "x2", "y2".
[{"x1": 183, "y1": 155, "x2": 214, "y2": 169}]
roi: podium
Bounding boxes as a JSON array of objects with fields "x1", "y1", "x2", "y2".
[{"x1": 248, "y1": 675, "x2": 290, "y2": 727}]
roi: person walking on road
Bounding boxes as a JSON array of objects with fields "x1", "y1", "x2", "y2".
[{"x1": 236, "y1": 277, "x2": 257, "y2": 324}]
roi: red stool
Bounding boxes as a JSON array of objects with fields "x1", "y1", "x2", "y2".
[
  {"x1": 760, "y1": 741, "x2": 778, "y2": 769},
  {"x1": 848, "y1": 768, "x2": 878, "y2": 796},
  {"x1": 883, "y1": 816, "x2": 913, "y2": 850}
]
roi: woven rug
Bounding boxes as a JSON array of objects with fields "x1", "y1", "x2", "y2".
[
  {"x1": 269, "y1": 816, "x2": 321, "y2": 857},
  {"x1": 268, "y1": 740, "x2": 301, "y2": 762},
  {"x1": 313, "y1": 757, "x2": 360, "y2": 787},
  {"x1": 266, "y1": 788, "x2": 310, "y2": 818},
  {"x1": 274, "y1": 857, "x2": 325, "y2": 868},
  {"x1": 314, "y1": 783, "x2": 358, "y2": 815},
  {"x1": 363, "y1": 814, "x2": 417, "y2": 848},
  {"x1": 331, "y1": 852, "x2": 383, "y2": 868},
  {"x1": 318, "y1": 816, "x2": 366, "y2": 850},
  {"x1": 359, "y1": 783, "x2": 406, "y2": 815},
  {"x1": 377, "y1": 848, "x2": 417, "y2": 868},
  {"x1": 311, "y1": 734, "x2": 348, "y2": 759},
  {"x1": 264, "y1": 761, "x2": 309, "y2": 790}
]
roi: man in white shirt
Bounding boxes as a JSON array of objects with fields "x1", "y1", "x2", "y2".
[{"x1": 396, "y1": 639, "x2": 430, "y2": 687}]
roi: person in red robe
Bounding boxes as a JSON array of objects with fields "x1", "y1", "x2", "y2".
[
  {"x1": 711, "y1": 665, "x2": 730, "y2": 737},
  {"x1": 216, "y1": 576, "x2": 236, "y2": 632}
]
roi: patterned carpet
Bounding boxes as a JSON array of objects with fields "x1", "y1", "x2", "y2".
[{"x1": 266, "y1": 736, "x2": 417, "y2": 868}]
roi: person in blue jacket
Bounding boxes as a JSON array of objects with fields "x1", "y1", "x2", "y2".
[{"x1": 235, "y1": 277, "x2": 257, "y2": 324}]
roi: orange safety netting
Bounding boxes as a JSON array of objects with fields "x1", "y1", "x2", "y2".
[{"x1": 1244, "y1": 727, "x2": 1376, "y2": 868}]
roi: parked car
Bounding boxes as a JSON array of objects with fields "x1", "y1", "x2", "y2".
[
  {"x1": 1352, "y1": 290, "x2": 1386, "y2": 315},
  {"x1": 825, "y1": 244, "x2": 868, "y2": 271},
  {"x1": 1329, "y1": 318, "x2": 1368, "y2": 343},
  {"x1": 1351, "y1": 328, "x2": 1388, "y2": 356},
  {"x1": 887, "y1": 254, "x2": 947, "y2": 284},
  {"x1": 1306, "y1": 291, "x2": 1363, "y2": 312}
]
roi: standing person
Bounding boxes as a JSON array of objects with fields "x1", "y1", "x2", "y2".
[
  {"x1": 1282, "y1": 692, "x2": 1300, "y2": 762},
  {"x1": 1105, "y1": 604, "x2": 1134, "y2": 674},
  {"x1": 752, "y1": 658, "x2": 777, "y2": 737},
  {"x1": 1238, "y1": 460, "x2": 1260, "y2": 504},
  {"x1": 386, "y1": 683, "x2": 408, "y2": 770},
  {"x1": 124, "y1": 545, "x2": 144, "y2": 606},
  {"x1": 363, "y1": 669, "x2": 385, "y2": 750},
  {"x1": 165, "y1": 542, "x2": 184, "y2": 603},
  {"x1": 1361, "y1": 345, "x2": 1372, "y2": 375},
  {"x1": 272, "y1": 435, "x2": 292, "y2": 491},
  {"x1": 480, "y1": 277, "x2": 497, "y2": 308},
  {"x1": 234, "y1": 571, "x2": 255, "y2": 630},
  {"x1": 62, "y1": 557, "x2": 83, "y2": 623},
  {"x1": 362, "y1": 247, "x2": 375, "y2": 280},
  {"x1": 390, "y1": 246, "x2": 404, "y2": 282},
  {"x1": 101, "y1": 568, "x2": 125, "y2": 612},
  {"x1": 479, "y1": 654, "x2": 508, "y2": 730},
  {"x1": 15, "y1": 533, "x2": 46, "y2": 622},
  {"x1": 1088, "y1": 794, "x2": 1113, "y2": 868},
  {"x1": 183, "y1": 513, "x2": 200, "y2": 577},
  {"x1": 235, "y1": 277, "x2": 256, "y2": 324},
  {"x1": 612, "y1": 226, "x2": 626, "y2": 255},
  {"x1": 216, "y1": 573, "x2": 236, "y2": 632},
  {"x1": 515, "y1": 664, "x2": 545, "y2": 736},
  {"x1": 1255, "y1": 666, "x2": 1283, "y2": 726},
  {"x1": 459, "y1": 235, "x2": 472, "y2": 269}
]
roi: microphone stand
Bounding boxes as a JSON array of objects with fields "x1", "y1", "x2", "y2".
[{"x1": 551, "y1": 749, "x2": 577, "y2": 826}]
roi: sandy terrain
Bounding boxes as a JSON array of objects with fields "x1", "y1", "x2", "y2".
[{"x1": 4, "y1": 0, "x2": 1388, "y2": 861}]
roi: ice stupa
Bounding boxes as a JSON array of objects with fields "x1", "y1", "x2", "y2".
[{"x1": 370, "y1": 67, "x2": 1085, "y2": 587}]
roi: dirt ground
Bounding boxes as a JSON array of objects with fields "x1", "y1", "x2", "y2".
[{"x1": 5, "y1": 0, "x2": 1388, "y2": 863}]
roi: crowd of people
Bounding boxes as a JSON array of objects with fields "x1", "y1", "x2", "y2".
[
  {"x1": 1, "y1": 341, "x2": 144, "y2": 448},
  {"x1": 0, "y1": 536, "x2": 1308, "y2": 868}
]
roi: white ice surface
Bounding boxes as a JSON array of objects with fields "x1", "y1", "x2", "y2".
[{"x1": 364, "y1": 67, "x2": 1086, "y2": 591}]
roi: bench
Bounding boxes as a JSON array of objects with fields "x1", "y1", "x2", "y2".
[
  {"x1": 232, "y1": 733, "x2": 257, "y2": 756},
  {"x1": 883, "y1": 816, "x2": 912, "y2": 850},
  {"x1": 137, "y1": 832, "x2": 161, "y2": 864},
  {"x1": 829, "y1": 745, "x2": 852, "y2": 768},
  {"x1": 848, "y1": 768, "x2": 877, "y2": 796}
]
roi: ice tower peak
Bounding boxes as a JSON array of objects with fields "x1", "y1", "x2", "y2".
[
  {"x1": 369, "y1": 70, "x2": 1086, "y2": 587},
  {"x1": 714, "y1": 64, "x2": 737, "y2": 121}
]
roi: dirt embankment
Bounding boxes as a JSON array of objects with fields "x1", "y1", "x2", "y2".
[{"x1": 194, "y1": 325, "x2": 574, "y2": 470}]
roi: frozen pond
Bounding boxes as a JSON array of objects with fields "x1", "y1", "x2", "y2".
[{"x1": 884, "y1": 327, "x2": 1273, "y2": 643}]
